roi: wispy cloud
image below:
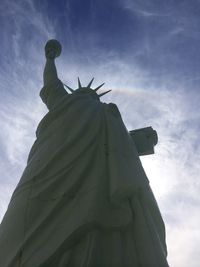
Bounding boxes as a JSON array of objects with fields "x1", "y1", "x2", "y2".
[{"x1": 0, "y1": 0, "x2": 55, "y2": 219}]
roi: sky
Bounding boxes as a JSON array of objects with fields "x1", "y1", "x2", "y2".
[{"x1": 0, "y1": 0, "x2": 200, "y2": 266}]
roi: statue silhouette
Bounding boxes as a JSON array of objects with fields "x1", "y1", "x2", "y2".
[{"x1": 0, "y1": 40, "x2": 169, "y2": 267}]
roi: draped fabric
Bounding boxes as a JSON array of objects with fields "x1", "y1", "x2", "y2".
[{"x1": 0, "y1": 80, "x2": 169, "y2": 267}]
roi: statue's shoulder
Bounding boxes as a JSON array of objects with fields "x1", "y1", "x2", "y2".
[
  {"x1": 40, "y1": 79, "x2": 68, "y2": 110},
  {"x1": 40, "y1": 79, "x2": 66, "y2": 98},
  {"x1": 107, "y1": 102, "x2": 121, "y2": 118}
]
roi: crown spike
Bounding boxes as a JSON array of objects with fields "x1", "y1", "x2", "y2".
[
  {"x1": 94, "y1": 83, "x2": 105, "y2": 92},
  {"x1": 87, "y1": 78, "x2": 94, "y2": 88},
  {"x1": 78, "y1": 77, "x2": 82, "y2": 88},
  {"x1": 98, "y1": 90, "x2": 112, "y2": 98},
  {"x1": 63, "y1": 83, "x2": 74, "y2": 93}
]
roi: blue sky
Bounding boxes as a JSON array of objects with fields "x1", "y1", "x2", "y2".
[{"x1": 0, "y1": 0, "x2": 200, "y2": 266}]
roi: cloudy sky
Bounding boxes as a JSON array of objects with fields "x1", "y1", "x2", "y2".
[{"x1": 0, "y1": 0, "x2": 200, "y2": 266}]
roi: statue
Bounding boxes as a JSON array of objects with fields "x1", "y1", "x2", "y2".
[{"x1": 0, "y1": 40, "x2": 169, "y2": 267}]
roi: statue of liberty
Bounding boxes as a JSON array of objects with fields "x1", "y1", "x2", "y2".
[{"x1": 0, "y1": 40, "x2": 169, "y2": 267}]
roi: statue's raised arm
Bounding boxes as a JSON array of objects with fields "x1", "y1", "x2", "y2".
[
  {"x1": 43, "y1": 39, "x2": 61, "y2": 85},
  {"x1": 40, "y1": 39, "x2": 67, "y2": 110}
]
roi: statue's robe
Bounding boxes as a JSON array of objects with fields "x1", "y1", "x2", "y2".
[{"x1": 0, "y1": 80, "x2": 169, "y2": 267}]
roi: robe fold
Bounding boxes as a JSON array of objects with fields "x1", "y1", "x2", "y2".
[{"x1": 0, "y1": 79, "x2": 169, "y2": 267}]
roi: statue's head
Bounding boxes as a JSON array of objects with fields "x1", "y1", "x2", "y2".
[
  {"x1": 63, "y1": 78, "x2": 111, "y2": 100},
  {"x1": 73, "y1": 87, "x2": 100, "y2": 100}
]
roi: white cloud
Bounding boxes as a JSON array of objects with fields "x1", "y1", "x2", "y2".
[{"x1": 0, "y1": 0, "x2": 53, "y2": 220}]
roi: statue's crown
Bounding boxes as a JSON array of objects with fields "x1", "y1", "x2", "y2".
[{"x1": 63, "y1": 78, "x2": 111, "y2": 98}]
